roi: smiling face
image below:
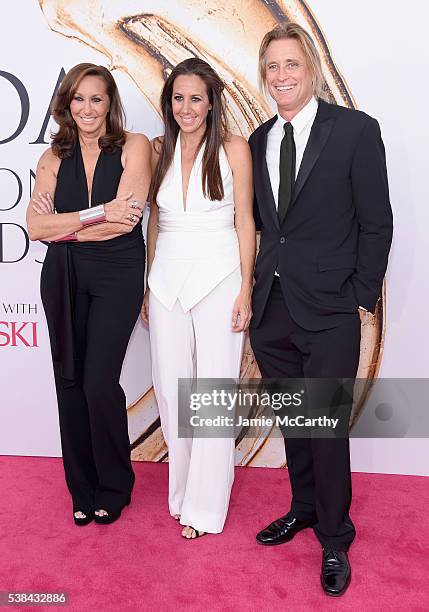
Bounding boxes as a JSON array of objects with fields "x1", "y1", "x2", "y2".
[
  {"x1": 69, "y1": 75, "x2": 110, "y2": 136},
  {"x1": 264, "y1": 37, "x2": 313, "y2": 121},
  {"x1": 171, "y1": 74, "x2": 211, "y2": 135}
]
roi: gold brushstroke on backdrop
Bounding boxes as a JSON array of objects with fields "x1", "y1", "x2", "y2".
[{"x1": 39, "y1": 0, "x2": 385, "y2": 466}]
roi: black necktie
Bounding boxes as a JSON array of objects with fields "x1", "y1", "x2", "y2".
[{"x1": 278, "y1": 122, "x2": 296, "y2": 224}]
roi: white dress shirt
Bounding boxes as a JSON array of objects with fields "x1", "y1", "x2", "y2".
[{"x1": 266, "y1": 96, "x2": 318, "y2": 210}]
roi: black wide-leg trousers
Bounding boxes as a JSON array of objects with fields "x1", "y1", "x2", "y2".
[
  {"x1": 250, "y1": 279, "x2": 360, "y2": 551},
  {"x1": 43, "y1": 242, "x2": 144, "y2": 513}
]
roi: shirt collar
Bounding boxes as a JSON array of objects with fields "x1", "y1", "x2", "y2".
[{"x1": 274, "y1": 97, "x2": 318, "y2": 135}]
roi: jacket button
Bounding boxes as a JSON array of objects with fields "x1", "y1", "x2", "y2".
[{"x1": 280, "y1": 237, "x2": 286, "y2": 244}]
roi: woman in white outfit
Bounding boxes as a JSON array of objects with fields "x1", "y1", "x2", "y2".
[{"x1": 141, "y1": 58, "x2": 255, "y2": 539}]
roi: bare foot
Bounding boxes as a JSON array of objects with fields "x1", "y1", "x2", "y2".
[
  {"x1": 95, "y1": 509, "x2": 108, "y2": 517},
  {"x1": 181, "y1": 525, "x2": 205, "y2": 539},
  {"x1": 74, "y1": 511, "x2": 88, "y2": 519}
]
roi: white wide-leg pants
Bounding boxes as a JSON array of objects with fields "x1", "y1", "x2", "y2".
[{"x1": 149, "y1": 268, "x2": 244, "y2": 533}]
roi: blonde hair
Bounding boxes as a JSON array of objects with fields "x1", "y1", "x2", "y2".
[{"x1": 258, "y1": 22, "x2": 328, "y2": 101}]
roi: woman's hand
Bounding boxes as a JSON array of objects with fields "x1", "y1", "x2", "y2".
[
  {"x1": 31, "y1": 191, "x2": 144, "y2": 230},
  {"x1": 232, "y1": 287, "x2": 252, "y2": 332},
  {"x1": 104, "y1": 192, "x2": 144, "y2": 226},
  {"x1": 140, "y1": 289, "x2": 150, "y2": 325},
  {"x1": 358, "y1": 307, "x2": 375, "y2": 325},
  {"x1": 32, "y1": 192, "x2": 54, "y2": 215}
]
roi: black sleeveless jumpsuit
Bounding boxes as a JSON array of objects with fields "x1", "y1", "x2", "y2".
[{"x1": 40, "y1": 140, "x2": 145, "y2": 514}]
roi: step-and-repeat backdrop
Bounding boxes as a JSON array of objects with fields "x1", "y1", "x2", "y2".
[{"x1": 1, "y1": 0, "x2": 428, "y2": 475}]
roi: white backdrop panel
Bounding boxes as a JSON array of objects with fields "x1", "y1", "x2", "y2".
[{"x1": 0, "y1": 0, "x2": 428, "y2": 475}]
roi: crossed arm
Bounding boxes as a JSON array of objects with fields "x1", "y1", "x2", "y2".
[{"x1": 26, "y1": 133, "x2": 152, "y2": 242}]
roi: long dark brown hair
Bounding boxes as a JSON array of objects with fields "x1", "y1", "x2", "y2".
[
  {"x1": 51, "y1": 63, "x2": 126, "y2": 159},
  {"x1": 150, "y1": 58, "x2": 229, "y2": 206}
]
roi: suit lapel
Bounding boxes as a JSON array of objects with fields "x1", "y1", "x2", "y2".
[
  {"x1": 291, "y1": 101, "x2": 335, "y2": 206},
  {"x1": 256, "y1": 116, "x2": 279, "y2": 229}
]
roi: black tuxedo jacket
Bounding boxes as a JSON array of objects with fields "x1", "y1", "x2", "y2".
[{"x1": 249, "y1": 100, "x2": 393, "y2": 331}]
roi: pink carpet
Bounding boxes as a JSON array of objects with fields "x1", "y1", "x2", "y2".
[{"x1": 0, "y1": 457, "x2": 428, "y2": 611}]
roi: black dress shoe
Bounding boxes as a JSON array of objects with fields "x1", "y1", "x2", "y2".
[
  {"x1": 256, "y1": 513, "x2": 316, "y2": 546},
  {"x1": 320, "y1": 548, "x2": 351, "y2": 596}
]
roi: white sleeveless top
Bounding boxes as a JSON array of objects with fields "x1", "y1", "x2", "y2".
[{"x1": 148, "y1": 133, "x2": 240, "y2": 312}]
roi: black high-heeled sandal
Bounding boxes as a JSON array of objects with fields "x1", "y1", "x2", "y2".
[
  {"x1": 182, "y1": 526, "x2": 206, "y2": 539},
  {"x1": 73, "y1": 509, "x2": 94, "y2": 526},
  {"x1": 94, "y1": 497, "x2": 131, "y2": 525}
]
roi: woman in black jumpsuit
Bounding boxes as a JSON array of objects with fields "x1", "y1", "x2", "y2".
[{"x1": 27, "y1": 63, "x2": 151, "y2": 525}]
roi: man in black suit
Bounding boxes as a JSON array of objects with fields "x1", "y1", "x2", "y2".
[{"x1": 249, "y1": 23, "x2": 393, "y2": 596}]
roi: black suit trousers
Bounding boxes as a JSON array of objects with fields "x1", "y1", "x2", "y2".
[{"x1": 250, "y1": 279, "x2": 360, "y2": 551}]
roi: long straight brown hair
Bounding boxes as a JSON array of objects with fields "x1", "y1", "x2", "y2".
[
  {"x1": 51, "y1": 63, "x2": 126, "y2": 159},
  {"x1": 150, "y1": 58, "x2": 229, "y2": 206}
]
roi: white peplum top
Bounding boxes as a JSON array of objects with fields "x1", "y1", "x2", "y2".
[{"x1": 148, "y1": 133, "x2": 241, "y2": 312}]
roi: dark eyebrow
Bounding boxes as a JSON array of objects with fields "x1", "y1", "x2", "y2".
[
  {"x1": 173, "y1": 92, "x2": 203, "y2": 96},
  {"x1": 74, "y1": 91, "x2": 105, "y2": 97}
]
